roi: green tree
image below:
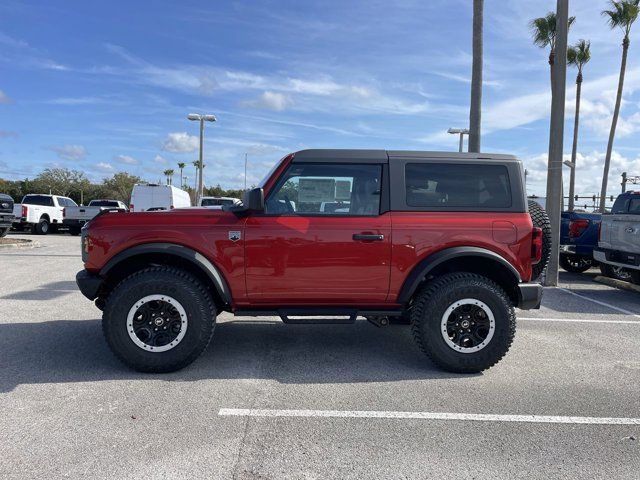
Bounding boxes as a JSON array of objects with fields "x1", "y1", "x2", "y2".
[
  {"x1": 163, "y1": 169, "x2": 175, "y2": 186},
  {"x1": 567, "y1": 40, "x2": 591, "y2": 212},
  {"x1": 177, "y1": 162, "x2": 186, "y2": 188},
  {"x1": 530, "y1": 12, "x2": 576, "y2": 86},
  {"x1": 599, "y1": 0, "x2": 639, "y2": 212},
  {"x1": 33, "y1": 168, "x2": 90, "y2": 198},
  {"x1": 101, "y1": 172, "x2": 142, "y2": 204}
]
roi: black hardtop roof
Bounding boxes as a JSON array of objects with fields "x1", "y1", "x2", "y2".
[{"x1": 291, "y1": 149, "x2": 518, "y2": 164}]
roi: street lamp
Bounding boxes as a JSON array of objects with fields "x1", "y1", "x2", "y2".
[
  {"x1": 448, "y1": 128, "x2": 470, "y2": 153},
  {"x1": 187, "y1": 113, "x2": 217, "y2": 204}
]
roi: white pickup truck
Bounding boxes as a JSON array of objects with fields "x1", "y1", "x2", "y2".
[
  {"x1": 63, "y1": 199, "x2": 128, "y2": 235},
  {"x1": 12, "y1": 194, "x2": 77, "y2": 235},
  {"x1": 594, "y1": 191, "x2": 640, "y2": 284}
]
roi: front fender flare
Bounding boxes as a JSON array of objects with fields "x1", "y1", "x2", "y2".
[{"x1": 101, "y1": 242, "x2": 232, "y2": 305}]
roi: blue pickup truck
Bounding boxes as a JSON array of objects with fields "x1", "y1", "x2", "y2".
[{"x1": 559, "y1": 211, "x2": 601, "y2": 273}]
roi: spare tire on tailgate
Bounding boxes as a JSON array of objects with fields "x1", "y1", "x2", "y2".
[{"x1": 528, "y1": 200, "x2": 551, "y2": 281}]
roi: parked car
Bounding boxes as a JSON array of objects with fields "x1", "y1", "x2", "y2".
[
  {"x1": 199, "y1": 196, "x2": 242, "y2": 207},
  {"x1": 12, "y1": 194, "x2": 76, "y2": 234},
  {"x1": 129, "y1": 184, "x2": 191, "y2": 212},
  {"x1": 63, "y1": 199, "x2": 128, "y2": 235},
  {"x1": 0, "y1": 193, "x2": 15, "y2": 237},
  {"x1": 559, "y1": 211, "x2": 601, "y2": 273},
  {"x1": 77, "y1": 149, "x2": 546, "y2": 374},
  {"x1": 594, "y1": 191, "x2": 640, "y2": 284}
]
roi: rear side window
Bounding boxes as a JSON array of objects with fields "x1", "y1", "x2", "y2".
[
  {"x1": 405, "y1": 163, "x2": 512, "y2": 208},
  {"x1": 23, "y1": 195, "x2": 54, "y2": 206},
  {"x1": 90, "y1": 200, "x2": 119, "y2": 207},
  {"x1": 628, "y1": 197, "x2": 640, "y2": 214}
]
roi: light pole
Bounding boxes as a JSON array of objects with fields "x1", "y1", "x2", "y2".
[
  {"x1": 187, "y1": 113, "x2": 216, "y2": 204},
  {"x1": 448, "y1": 128, "x2": 470, "y2": 153},
  {"x1": 544, "y1": 0, "x2": 569, "y2": 286}
]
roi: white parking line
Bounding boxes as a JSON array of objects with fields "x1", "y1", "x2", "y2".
[
  {"x1": 556, "y1": 287, "x2": 640, "y2": 319},
  {"x1": 219, "y1": 408, "x2": 640, "y2": 425},
  {"x1": 519, "y1": 317, "x2": 638, "y2": 325}
]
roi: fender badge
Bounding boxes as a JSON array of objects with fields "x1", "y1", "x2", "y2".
[{"x1": 229, "y1": 231, "x2": 241, "y2": 242}]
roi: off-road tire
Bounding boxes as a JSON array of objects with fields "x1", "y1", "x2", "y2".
[
  {"x1": 559, "y1": 254, "x2": 592, "y2": 273},
  {"x1": 0, "y1": 227, "x2": 8, "y2": 238},
  {"x1": 33, "y1": 217, "x2": 49, "y2": 235},
  {"x1": 410, "y1": 272, "x2": 516, "y2": 373},
  {"x1": 529, "y1": 200, "x2": 551, "y2": 280},
  {"x1": 102, "y1": 266, "x2": 216, "y2": 373},
  {"x1": 600, "y1": 263, "x2": 633, "y2": 283}
]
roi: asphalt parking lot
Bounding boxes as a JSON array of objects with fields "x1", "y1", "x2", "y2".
[{"x1": 1, "y1": 233, "x2": 639, "y2": 479}]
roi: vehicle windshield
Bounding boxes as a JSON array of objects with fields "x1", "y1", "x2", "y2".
[{"x1": 258, "y1": 156, "x2": 288, "y2": 188}]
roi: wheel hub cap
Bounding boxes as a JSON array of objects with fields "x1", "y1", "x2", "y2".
[
  {"x1": 127, "y1": 295, "x2": 188, "y2": 353},
  {"x1": 441, "y1": 299, "x2": 495, "y2": 353}
]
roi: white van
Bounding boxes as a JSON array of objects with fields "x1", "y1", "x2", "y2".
[{"x1": 130, "y1": 184, "x2": 191, "y2": 212}]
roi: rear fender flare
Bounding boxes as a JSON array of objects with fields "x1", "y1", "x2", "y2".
[{"x1": 397, "y1": 247, "x2": 522, "y2": 304}]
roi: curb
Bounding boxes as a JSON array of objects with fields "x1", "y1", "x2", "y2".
[
  {"x1": 594, "y1": 275, "x2": 640, "y2": 294},
  {"x1": 0, "y1": 239, "x2": 41, "y2": 250}
]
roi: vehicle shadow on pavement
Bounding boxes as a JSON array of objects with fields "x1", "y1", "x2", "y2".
[
  {"x1": 0, "y1": 281, "x2": 78, "y2": 301},
  {"x1": 0, "y1": 319, "x2": 461, "y2": 392}
]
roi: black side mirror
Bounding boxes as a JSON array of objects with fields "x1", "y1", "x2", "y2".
[{"x1": 243, "y1": 187, "x2": 265, "y2": 212}]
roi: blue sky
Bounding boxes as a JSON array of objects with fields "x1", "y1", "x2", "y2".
[{"x1": 0, "y1": 0, "x2": 639, "y2": 197}]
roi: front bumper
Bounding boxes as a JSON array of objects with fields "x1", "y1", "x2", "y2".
[
  {"x1": 76, "y1": 270, "x2": 102, "y2": 300},
  {"x1": 517, "y1": 282, "x2": 543, "y2": 310}
]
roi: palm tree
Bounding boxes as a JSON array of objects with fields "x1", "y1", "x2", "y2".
[
  {"x1": 163, "y1": 169, "x2": 174, "y2": 186},
  {"x1": 177, "y1": 162, "x2": 186, "y2": 188},
  {"x1": 469, "y1": 0, "x2": 483, "y2": 153},
  {"x1": 530, "y1": 12, "x2": 576, "y2": 86},
  {"x1": 567, "y1": 40, "x2": 591, "y2": 212},
  {"x1": 599, "y1": 0, "x2": 639, "y2": 212}
]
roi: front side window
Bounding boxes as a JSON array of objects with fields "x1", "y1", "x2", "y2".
[
  {"x1": 628, "y1": 197, "x2": 640, "y2": 214},
  {"x1": 266, "y1": 163, "x2": 382, "y2": 216},
  {"x1": 405, "y1": 163, "x2": 512, "y2": 209}
]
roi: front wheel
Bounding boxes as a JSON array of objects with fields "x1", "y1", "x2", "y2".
[
  {"x1": 102, "y1": 266, "x2": 216, "y2": 372},
  {"x1": 410, "y1": 273, "x2": 516, "y2": 373},
  {"x1": 559, "y1": 254, "x2": 592, "y2": 273}
]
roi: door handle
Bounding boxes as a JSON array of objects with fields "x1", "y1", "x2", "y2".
[{"x1": 353, "y1": 233, "x2": 384, "y2": 241}]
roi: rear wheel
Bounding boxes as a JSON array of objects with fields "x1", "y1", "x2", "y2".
[
  {"x1": 529, "y1": 201, "x2": 551, "y2": 280},
  {"x1": 559, "y1": 254, "x2": 592, "y2": 273},
  {"x1": 410, "y1": 272, "x2": 516, "y2": 373},
  {"x1": 33, "y1": 218, "x2": 50, "y2": 235},
  {"x1": 102, "y1": 266, "x2": 216, "y2": 372},
  {"x1": 600, "y1": 264, "x2": 633, "y2": 283}
]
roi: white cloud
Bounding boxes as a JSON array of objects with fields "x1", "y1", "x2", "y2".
[
  {"x1": 114, "y1": 154, "x2": 139, "y2": 165},
  {"x1": 162, "y1": 132, "x2": 198, "y2": 153},
  {"x1": 0, "y1": 89, "x2": 12, "y2": 104},
  {"x1": 96, "y1": 162, "x2": 114, "y2": 173},
  {"x1": 243, "y1": 91, "x2": 293, "y2": 111},
  {"x1": 154, "y1": 154, "x2": 168, "y2": 164},
  {"x1": 49, "y1": 144, "x2": 87, "y2": 161}
]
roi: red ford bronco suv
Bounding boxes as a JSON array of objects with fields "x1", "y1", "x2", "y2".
[{"x1": 76, "y1": 150, "x2": 544, "y2": 374}]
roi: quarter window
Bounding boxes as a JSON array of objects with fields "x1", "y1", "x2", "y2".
[
  {"x1": 405, "y1": 163, "x2": 512, "y2": 209},
  {"x1": 266, "y1": 163, "x2": 382, "y2": 216}
]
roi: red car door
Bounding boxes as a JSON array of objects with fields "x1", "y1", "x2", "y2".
[{"x1": 244, "y1": 162, "x2": 391, "y2": 304}]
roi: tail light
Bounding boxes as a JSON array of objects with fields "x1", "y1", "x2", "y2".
[
  {"x1": 21, "y1": 205, "x2": 27, "y2": 218},
  {"x1": 568, "y1": 219, "x2": 589, "y2": 238},
  {"x1": 531, "y1": 227, "x2": 543, "y2": 264}
]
